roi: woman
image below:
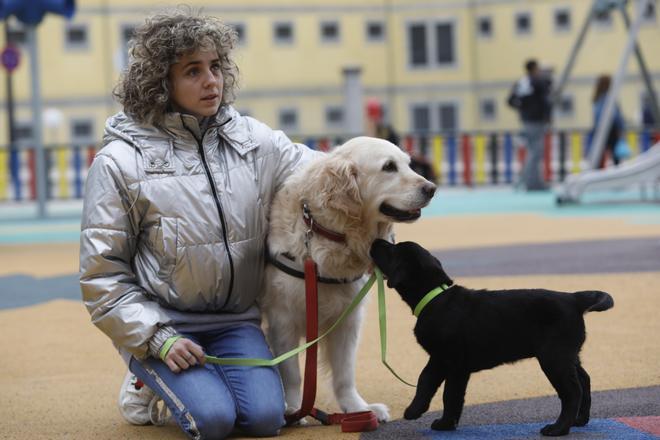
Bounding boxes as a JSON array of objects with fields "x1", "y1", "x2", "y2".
[
  {"x1": 592, "y1": 74, "x2": 625, "y2": 167},
  {"x1": 79, "y1": 8, "x2": 315, "y2": 439}
]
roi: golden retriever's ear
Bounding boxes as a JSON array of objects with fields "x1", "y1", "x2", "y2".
[{"x1": 316, "y1": 157, "x2": 362, "y2": 219}]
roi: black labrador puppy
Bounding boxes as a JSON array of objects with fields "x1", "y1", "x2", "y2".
[{"x1": 369, "y1": 239, "x2": 614, "y2": 437}]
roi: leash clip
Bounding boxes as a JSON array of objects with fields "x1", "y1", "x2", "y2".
[{"x1": 303, "y1": 202, "x2": 313, "y2": 255}]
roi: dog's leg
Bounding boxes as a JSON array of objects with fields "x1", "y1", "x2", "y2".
[
  {"x1": 325, "y1": 311, "x2": 390, "y2": 422},
  {"x1": 266, "y1": 321, "x2": 303, "y2": 415},
  {"x1": 538, "y1": 356, "x2": 581, "y2": 436},
  {"x1": 574, "y1": 361, "x2": 591, "y2": 427},
  {"x1": 404, "y1": 356, "x2": 445, "y2": 420},
  {"x1": 431, "y1": 370, "x2": 470, "y2": 431}
]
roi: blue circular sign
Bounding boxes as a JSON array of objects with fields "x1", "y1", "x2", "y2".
[{"x1": 1, "y1": 45, "x2": 21, "y2": 72}]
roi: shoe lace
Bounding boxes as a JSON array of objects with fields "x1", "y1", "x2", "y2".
[{"x1": 147, "y1": 394, "x2": 171, "y2": 426}]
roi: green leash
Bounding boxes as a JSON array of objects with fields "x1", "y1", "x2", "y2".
[{"x1": 204, "y1": 268, "x2": 414, "y2": 387}]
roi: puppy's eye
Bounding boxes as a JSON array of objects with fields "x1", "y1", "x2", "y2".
[{"x1": 382, "y1": 160, "x2": 398, "y2": 172}]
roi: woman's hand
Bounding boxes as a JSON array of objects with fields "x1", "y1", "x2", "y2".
[{"x1": 164, "y1": 338, "x2": 206, "y2": 373}]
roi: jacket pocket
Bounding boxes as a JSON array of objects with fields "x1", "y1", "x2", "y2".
[{"x1": 157, "y1": 217, "x2": 178, "y2": 279}]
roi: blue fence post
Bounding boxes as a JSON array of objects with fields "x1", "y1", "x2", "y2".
[
  {"x1": 503, "y1": 133, "x2": 513, "y2": 184},
  {"x1": 9, "y1": 148, "x2": 21, "y2": 201},
  {"x1": 447, "y1": 134, "x2": 456, "y2": 186},
  {"x1": 73, "y1": 146, "x2": 83, "y2": 198}
]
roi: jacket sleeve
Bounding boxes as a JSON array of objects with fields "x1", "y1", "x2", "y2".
[
  {"x1": 79, "y1": 152, "x2": 176, "y2": 359},
  {"x1": 268, "y1": 128, "x2": 322, "y2": 191}
]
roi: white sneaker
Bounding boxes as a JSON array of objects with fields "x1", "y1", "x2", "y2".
[{"x1": 118, "y1": 371, "x2": 170, "y2": 426}]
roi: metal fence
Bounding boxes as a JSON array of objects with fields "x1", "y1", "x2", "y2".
[{"x1": 1, "y1": 128, "x2": 658, "y2": 202}]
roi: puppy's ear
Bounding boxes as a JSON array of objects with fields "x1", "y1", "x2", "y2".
[{"x1": 317, "y1": 157, "x2": 362, "y2": 219}]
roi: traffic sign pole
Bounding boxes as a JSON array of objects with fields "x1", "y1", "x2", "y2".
[{"x1": 27, "y1": 25, "x2": 47, "y2": 218}]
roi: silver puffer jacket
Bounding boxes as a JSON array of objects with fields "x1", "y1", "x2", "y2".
[{"x1": 80, "y1": 106, "x2": 315, "y2": 360}]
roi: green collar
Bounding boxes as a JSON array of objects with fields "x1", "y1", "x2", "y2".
[{"x1": 414, "y1": 284, "x2": 451, "y2": 317}]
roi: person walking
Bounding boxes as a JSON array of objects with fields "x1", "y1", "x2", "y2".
[
  {"x1": 79, "y1": 8, "x2": 315, "y2": 439},
  {"x1": 507, "y1": 59, "x2": 552, "y2": 191},
  {"x1": 592, "y1": 74, "x2": 626, "y2": 167}
]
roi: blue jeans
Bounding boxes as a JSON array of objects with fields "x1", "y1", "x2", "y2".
[
  {"x1": 130, "y1": 323, "x2": 285, "y2": 440},
  {"x1": 520, "y1": 122, "x2": 547, "y2": 190}
]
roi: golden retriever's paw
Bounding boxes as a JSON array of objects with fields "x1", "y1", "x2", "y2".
[
  {"x1": 367, "y1": 403, "x2": 390, "y2": 422},
  {"x1": 284, "y1": 407, "x2": 309, "y2": 425}
]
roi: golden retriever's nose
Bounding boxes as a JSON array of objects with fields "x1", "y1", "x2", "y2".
[{"x1": 421, "y1": 183, "x2": 436, "y2": 199}]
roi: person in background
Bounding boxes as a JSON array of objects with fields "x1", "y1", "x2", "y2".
[
  {"x1": 366, "y1": 98, "x2": 436, "y2": 183},
  {"x1": 507, "y1": 59, "x2": 552, "y2": 191},
  {"x1": 592, "y1": 74, "x2": 625, "y2": 167},
  {"x1": 79, "y1": 8, "x2": 315, "y2": 440}
]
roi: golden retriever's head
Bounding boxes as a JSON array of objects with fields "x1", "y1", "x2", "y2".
[{"x1": 328, "y1": 136, "x2": 436, "y2": 223}]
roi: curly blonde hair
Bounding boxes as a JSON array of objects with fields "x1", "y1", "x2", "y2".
[{"x1": 113, "y1": 7, "x2": 239, "y2": 126}]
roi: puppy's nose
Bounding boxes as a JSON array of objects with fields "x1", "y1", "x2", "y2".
[{"x1": 421, "y1": 183, "x2": 436, "y2": 199}]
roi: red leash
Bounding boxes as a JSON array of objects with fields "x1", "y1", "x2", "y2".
[{"x1": 284, "y1": 257, "x2": 378, "y2": 432}]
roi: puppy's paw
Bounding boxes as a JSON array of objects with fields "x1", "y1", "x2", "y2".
[
  {"x1": 367, "y1": 403, "x2": 390, "y2": 422},
  {"x1": 403, "y1": 404, "x2": 426, "y2": 420},
  {"x1": 431, "y1": 417, "x2": 457, "y2": 431},
  {"x1": 573, "y1": 414, "x2": 589, "y2": 427},
  {"x1": 540, "y1": 423, "x2": 569, "y2": 436}
]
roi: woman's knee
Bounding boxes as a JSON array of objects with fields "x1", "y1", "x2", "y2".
[
  {"x1": 186, "y1": 405, "x2": 236, "y2": 440},
  {"x1": 239, "y1": 400, "x2": 285, "y2": 437}
]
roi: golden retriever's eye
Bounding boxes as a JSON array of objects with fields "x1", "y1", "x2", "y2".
[{"x1": 382, "y1": 160, "x2": 398, "y2": 172}]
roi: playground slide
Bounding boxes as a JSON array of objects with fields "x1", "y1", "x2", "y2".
[{"x1": 555, "y1": 142, "x2": 660, "y2": 204}]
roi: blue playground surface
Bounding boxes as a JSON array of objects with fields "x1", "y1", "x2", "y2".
[{"x1": 0, "y1": 187, "x2": 658, "y2": 245}]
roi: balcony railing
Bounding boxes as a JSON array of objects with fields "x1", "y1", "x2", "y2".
[{"x1": 1, "y1": 128, "x2": 658, "y2": 202}]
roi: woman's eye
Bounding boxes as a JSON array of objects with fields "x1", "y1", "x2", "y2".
[
  {"x1": 382, "y1": 160, "x2": 397, "y2": 172},
  {"x1": 186, "y1": 68, "x2": 198, "y2": 77}
]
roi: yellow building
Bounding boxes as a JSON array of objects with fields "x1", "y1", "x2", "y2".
[{"x1": 1, "y1": 0, "x2": 658, "y2": 147}]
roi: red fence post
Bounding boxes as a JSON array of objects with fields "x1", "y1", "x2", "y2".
[
  {"x1": 544, "y1": 132, "x2": 552, "y2": 182},
  {"x1": 462, "y1": 134, "x2": 472, "y2": 187},
  {"x1": 28, "y1": 148, "x2": 36, "y2": 200}
]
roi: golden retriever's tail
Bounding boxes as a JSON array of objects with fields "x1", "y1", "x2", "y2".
[{"x1": 575, "y1": 291, "x2": 614, "y2": 313}]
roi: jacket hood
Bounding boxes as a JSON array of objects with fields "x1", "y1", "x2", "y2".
[{"x1": 103, "y1": 106, "x2": 237, "y2": 149}]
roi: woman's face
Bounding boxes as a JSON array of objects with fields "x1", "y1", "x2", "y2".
[{"x1": 169, "y1": 48, "x2": 223, "y2": 120}]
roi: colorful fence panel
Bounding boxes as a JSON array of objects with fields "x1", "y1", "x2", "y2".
[{"x1": 1, "y1": 130, "x2": 658, "y2": 202}]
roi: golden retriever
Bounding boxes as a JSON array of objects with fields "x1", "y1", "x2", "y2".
[{"x1": 260, "y1": 136, "x2": 436, "y2": 422}]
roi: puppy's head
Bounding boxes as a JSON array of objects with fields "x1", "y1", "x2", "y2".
[{"x1": 370, "y1": 239, "x2": 453, "y2": 309}]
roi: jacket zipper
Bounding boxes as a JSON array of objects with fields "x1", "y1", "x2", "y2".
[{"x1": 189, "y1": 120, "x2": 235, "y2": 309}]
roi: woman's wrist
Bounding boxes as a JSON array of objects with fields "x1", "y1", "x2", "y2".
[
  {"x1": 148, "y1": 325, "x2": 178, "y2": 358},
  {"x1": 159, "y1": 335, "x2": 183, "y2": 360}
]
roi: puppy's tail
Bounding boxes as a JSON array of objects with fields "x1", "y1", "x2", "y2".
[{"x1": 574, "y1": 290, "x2": 614, "y2": 313}]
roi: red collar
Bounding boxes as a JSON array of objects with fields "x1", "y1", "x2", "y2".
[{"x1": 302, "y1": 202, "x2": 347, "y2": 244}]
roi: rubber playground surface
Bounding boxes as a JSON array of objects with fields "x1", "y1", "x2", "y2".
[{"x1": 1, "y1": 187, "x2": 659, "y2": 439}]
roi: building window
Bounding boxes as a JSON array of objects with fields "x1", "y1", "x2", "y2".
[
  {"x1": 15, "y1": 122, "x2": 33, "y2": 144},
  {"x1": 120, "y1": 24, "x2": 136, "y2": 69},
  {"x1": 594, "y1": 8, "x2": 613, "y2": 27},
  {"x1": 556, "y1": 95, "x2": 574, "y2": 118},
  {"x1": 407, "y1": 21, "x2": 455, "y2": 68},
  {"x1": 477, "y1": 16, "x2": 493, "y2": 38},
  {"x1": 643, "y1": 2, "x2": 656, "y2": 22},
  {"x1": 230, "y1": 23, "x2": 246, "y2": 45},
  {"x1": 412, "y1": 105, "x2": 431, "y2": 133},
  {"x1": 515, "y1": 12, "x2": 532, "y2": 35},
  {"x1": 7, "y1": 23, "x2": 27, "y2": 45},
  {"x1": 274, "y1": 22, "x2": 294, "y2": 45},
  {"x1": 435, "y1": 23, "x2": 454, "y2": 64},
  {"x1": 554, "y1": 8, "x2": 571, "y2": 32},
  {"x1": 320, "y1": 21, "x2": 340, "y2": 43},
  {"x1": 480, "y1": 98, "x2": 497, "y2": 121},
  {"x1": 279, "y1": 108, "x2": 298, "y2": 131},
  {"x1": 408, "y1": 24, "x2": 427, "y2": 66},
  {"x1": 366, "y1": 21, "x2": 385, "y2": 41},
  {"x1": 438, "y1": 103, "x2": 458, "y2": 132},
  {"x1": 65, "y1": 23, "x2": 89, "y2": 50},
  {"x1": 71, "y1": 119, "x2": 94, "y2": 144},
  {"x1": 325, "y1": 106, "x2": 344, "y2": 128}
]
